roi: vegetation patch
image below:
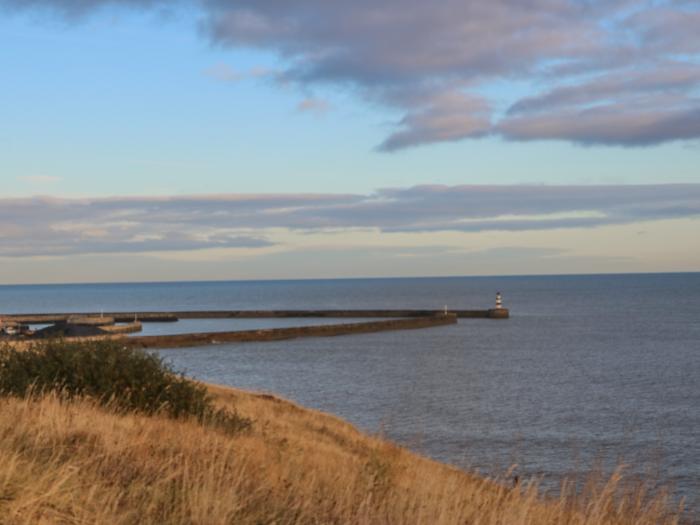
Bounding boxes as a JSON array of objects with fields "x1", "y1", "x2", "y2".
[{"x1": 0, "y1": 339, "x2": 251, "y2": 434}]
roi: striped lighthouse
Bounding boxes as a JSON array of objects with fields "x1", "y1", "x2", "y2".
[{"x1": 488, "y1": 292, "x2": 509, "y2": 318}]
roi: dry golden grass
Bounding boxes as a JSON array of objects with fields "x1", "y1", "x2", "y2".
[{"x1": 0, "y1": 383, "x2": 688, "y2": 525}]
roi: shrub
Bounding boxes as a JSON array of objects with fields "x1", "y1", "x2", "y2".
[{"x1": 0, "y1": 339, "x2": 251, "y2": 434}]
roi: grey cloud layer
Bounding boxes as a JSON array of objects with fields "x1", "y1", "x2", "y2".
[
  {"x1": 0, "y1": 0, "x2": 168, "y2": 16},
  {"x1": 1, "y1": 185, "x2": 698, "y2": 257},
  {"x1": 2, "y1": 0, "x2": 699, "y2": 150},
  {"x1": 203, "y1": 0, "x2": 700, "y2": 149}
]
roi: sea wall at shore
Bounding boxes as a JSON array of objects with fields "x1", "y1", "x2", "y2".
[{"x1": 99, "y1": 321, "x2": 143, "y2": 334}]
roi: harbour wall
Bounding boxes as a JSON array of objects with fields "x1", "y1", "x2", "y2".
[
  {"x1": 4, "y1": 308, "x2": 508, "y2": 323},
  {"x1": 126, "y1": 314, "x2": 458, "y2": 349}
]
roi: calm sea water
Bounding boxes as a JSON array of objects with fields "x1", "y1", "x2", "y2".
[{"x1": 1, "y1": 274, "x2": 699, "y2": 511}]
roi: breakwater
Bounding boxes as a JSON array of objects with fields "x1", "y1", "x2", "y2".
[
  {"x1": 2, "y1": 307, "x2": 507, "y2": 348},
  {"x1": 127, "y1": 314, "x2": 458, "y2": 349},
  {"x1": 4, "y1": 308, "x2": 508, "y2": 323},
  {"x1": 167, "y1": 309, "x2": 509, "y2": 319}
]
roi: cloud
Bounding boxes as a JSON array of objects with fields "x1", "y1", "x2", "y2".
[
  {"x1": 625, "y1": 6, "x2": 700, "y2": 55},
  {"x1": 0, "y1": 233, "x2": 271, "y2": 258},
  {"x1": 297, "y1": 97, "x2": 329, "y2": 114},
  {"x1": 2, "y1": 0, "x2": 700, "y2": 149},
  {"x1": 501, "y1": 63, "x2": 700, "y2": 146},
  {"x1": 201, "y1": 0, "x2": 700, "y2": 149},
  {"x1": 17, "y1": 175, "x2": 63, "y2": 184},
  {"x1": 500, "y1": 105, "x2": 700, "y2": 147},
  {"x1": 378, "y1": 90, "x2": 491, "y2": 151},
  {"x1": 0, "y1": 0, "x2": 170, "y2": 18},
  {"x1": 1, "y1": 184, "x2": 698, "y2": 257},
  {"x1": 507, "y1": 65, "x2": 700, "y2": 117},
  {"x1": 203, "y1": 63, "x2": 243, "y2": 83}
]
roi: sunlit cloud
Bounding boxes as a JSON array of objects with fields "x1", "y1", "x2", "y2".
[{"x1": 1, "y1": 184, "x2": 698, "y2": 257}]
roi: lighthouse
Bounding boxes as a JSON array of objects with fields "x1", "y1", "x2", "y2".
[{"x1": 488, "y1": 291, "x2": 509, "y2": 319}]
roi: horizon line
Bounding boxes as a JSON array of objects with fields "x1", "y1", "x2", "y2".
[{"x1": 2, "y1": 270, "x2": 698, "y2": 288}]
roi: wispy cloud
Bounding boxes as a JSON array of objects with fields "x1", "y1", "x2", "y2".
[
  {"x1": 17, "y1": 175, "x2": 63, "y2": 184},
  {"x1": 297, "y1": 97, "x2": 329, "y2": 114},
  {"x1": 1, "y1": 185, "x2": 698, "y2": 257},
  {"x1": 202, "y1": 63, "x2": 243, "y2": 83},
  {"x1": 2, "y1": 0, "x2": 699, "y2": 150}
]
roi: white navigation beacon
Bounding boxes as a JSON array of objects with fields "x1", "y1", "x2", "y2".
[{"x1": 495, "y1": 291, "x2": 503, "y2": 309}]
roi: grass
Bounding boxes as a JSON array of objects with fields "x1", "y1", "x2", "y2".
[
  {"x1": 0, "y1": 340, "x2": 250, "y2": 434},
  {"x1": 0, "y1": 341, "x2": 690, "y2": 524}
]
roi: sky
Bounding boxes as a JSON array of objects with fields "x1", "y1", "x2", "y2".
[{"x1": 0, "y1": 0, "x2": 699, "y2": 284}]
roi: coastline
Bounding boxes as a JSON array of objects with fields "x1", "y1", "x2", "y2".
[{"x1": 0, "y1": 369, "x2": 688, "y2": 523}]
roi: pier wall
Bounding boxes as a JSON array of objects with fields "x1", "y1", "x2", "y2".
[
  {"x1": 2, "y1": 307, "x2": 507, "y2": 349},
  {"x1": 5, "y1": 308, "x2": 508, "y2": 323},
  {"x1": 127, "y1": 314, "x2": 458, "y2": 349}
]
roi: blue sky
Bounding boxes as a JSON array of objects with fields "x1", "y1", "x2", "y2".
[{"x1": 1, "y1": 1, "x2": 699, "y2": 283}]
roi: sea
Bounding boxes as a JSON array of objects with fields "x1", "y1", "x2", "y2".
[{"x1": 1, "y1": 273, "x2": 698, "y2": 512}]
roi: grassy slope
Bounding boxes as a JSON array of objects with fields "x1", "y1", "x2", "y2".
[{"x1": 0, "y1": 384, "x2": 683, "y2": 525}]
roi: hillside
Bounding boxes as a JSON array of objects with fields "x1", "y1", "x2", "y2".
[{"x1": 0, "y1": 383, "x2": 682, "y2": 524}]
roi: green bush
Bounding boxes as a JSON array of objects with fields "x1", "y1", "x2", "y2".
[{"x1": 0, "y1": 340, "x2": 251, "y2": 434}]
